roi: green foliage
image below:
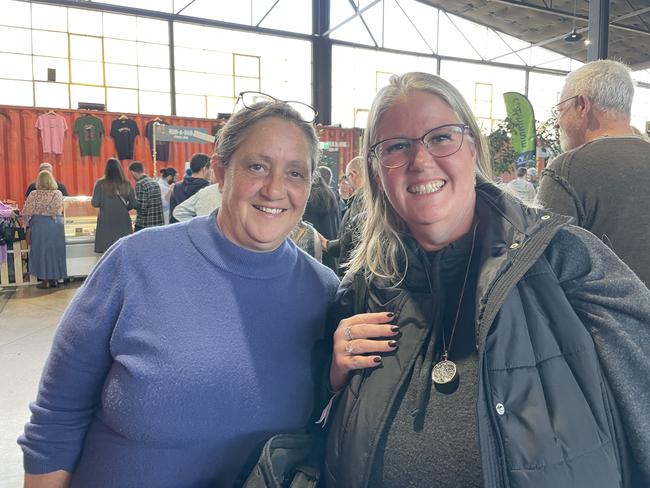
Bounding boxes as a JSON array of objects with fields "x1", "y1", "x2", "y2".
[
  {"x1": 537, "y1": 116, "x2": 561, "y2": 159},
  {"x1": 487, "y1": 118, "x2": 518, "y2": 176},
  {"x1": 486, "y1": 116, "x2": 560, "y2": 176}
]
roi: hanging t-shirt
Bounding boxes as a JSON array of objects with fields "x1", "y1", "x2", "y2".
[
  {"x1": 145, "y1": 119, "x2": 170, "y2": 162},
  {"x1": 110, "y1": 118, "x2": 140, "y2": 160},
  {"x1": 35, "y1": 112, "x2": 68, "y2": 155},
  {"x1": 73, "y1": 114, "x2": 104, "y2": 157}
]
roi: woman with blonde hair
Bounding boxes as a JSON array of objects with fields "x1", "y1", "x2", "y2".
[
  {"x1": 323, "y1": 72, "x2": 650, "y2": 487},
  {"x1": 22, "y1": 170, "x2": 67, "y2": 289}
]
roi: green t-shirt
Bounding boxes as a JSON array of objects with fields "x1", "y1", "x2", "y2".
[{"x1": 73, "y1": 115, "x2": 104, "y2": 156}]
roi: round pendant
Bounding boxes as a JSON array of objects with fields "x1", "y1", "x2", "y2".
[{"x1": 431, "y1": 359, "x2": 458, "y2": 385}]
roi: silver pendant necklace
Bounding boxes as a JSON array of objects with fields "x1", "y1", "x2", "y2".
[{"x1": 431, "y1": 221, "x2": 479, "y2": 385}]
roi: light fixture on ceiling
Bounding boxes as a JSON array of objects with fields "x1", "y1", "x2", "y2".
[
  {"x1": 565, "y1": 29, "x2": 584, "y2": 42},
  {"x1": 564, "y1": 0, "x2": 583, "y2": 42}
]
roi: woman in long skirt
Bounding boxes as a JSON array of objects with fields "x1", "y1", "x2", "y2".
[{"x1": 22, "y1": 170, "x2": 67, "y2": 289}]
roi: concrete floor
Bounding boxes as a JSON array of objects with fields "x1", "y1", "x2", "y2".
[{"x1": 0, "y1": 282, "x2": 81, "y2": 488}]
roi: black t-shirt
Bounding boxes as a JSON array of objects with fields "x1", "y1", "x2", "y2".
[
  {"x1": 372, "y1": 229, "x2": 483, "y2": 487},
  {"x1": 110, "y1": 118, "x2": 139, "y2": 160}
]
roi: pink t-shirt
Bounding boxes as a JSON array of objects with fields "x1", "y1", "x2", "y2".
[{"x1": 36, "y1": 113, "x2": 68, "y2": 154}]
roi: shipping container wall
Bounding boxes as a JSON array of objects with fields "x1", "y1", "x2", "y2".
[{"x1": 0, "y1": 105, "x2": 361, "y2": 209}]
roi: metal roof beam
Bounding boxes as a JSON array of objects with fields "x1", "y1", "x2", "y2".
[{"x1": 487, "y1": 0, "x2": 650, "y2": 36}]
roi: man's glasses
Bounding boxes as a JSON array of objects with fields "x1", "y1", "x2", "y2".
[
  {"x1": 551, "y1": 95, "x2": 579, "y2": 119},
  {"x1": 235, "y1": 91, "x2": 318, "y2": 123},
  {"x1": 368, "y1": 123, "x2": 470, "y2": 169}
]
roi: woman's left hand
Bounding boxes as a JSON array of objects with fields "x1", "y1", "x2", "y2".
[{"x1": 329, "y1": 312, "x2": 398, "y2": 392}]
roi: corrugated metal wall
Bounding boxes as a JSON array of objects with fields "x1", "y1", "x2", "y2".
[
  {"x1": 317, "y1": 125, "x2": 363, "y2": 178},
  {"x1": 0, "y1": 105, "x2": 362, "y2": 209}
]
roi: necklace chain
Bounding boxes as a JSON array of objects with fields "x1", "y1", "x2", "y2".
[{"x1": 440, "y1": 220, "x2": 479, "y2": 360}]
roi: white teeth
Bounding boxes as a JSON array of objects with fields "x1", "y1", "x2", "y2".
[
  {"x1": 408, "y1": 180, "x2": 445, "y2": 194},
  {"x1": 256, "y1": 206, "x2": 284, "y2": 215}
]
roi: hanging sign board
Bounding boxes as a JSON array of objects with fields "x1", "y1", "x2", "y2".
[{"x1": 155, "y1": 124, "x2": 215, "y2": 144}]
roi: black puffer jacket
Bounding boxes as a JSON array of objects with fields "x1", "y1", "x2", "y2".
[{"x1": 323, "y1": 182, "x2": 650, "y2": 488}]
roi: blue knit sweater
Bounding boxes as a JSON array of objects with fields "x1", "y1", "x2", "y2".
[{"x1": 19, "y1": 213, "x2": 339, "y2": 487}]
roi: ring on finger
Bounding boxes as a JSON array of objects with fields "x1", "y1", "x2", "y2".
[
  {"x1": 344, "y1": 327, "x2": 353, "y2": 341},
  {"x1": 345, "y1": 341, "x2": 354, "y2": 354}
]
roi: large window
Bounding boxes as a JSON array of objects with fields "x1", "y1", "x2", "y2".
[
  {"x1": 332, "y1": 45, "x2": 438, "y2": 128},
  {"x1": 0, "y1": 0, "x2": 171, "y2": 114},
  {"x1": 440, "y1": 60, "x2": 526, "y2": 132},
  {"x1": 173, "y1": 22, "x2": 312, "y2": 118}
]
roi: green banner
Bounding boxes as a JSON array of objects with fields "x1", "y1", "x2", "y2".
[{"x1": 503, "y1": 92, "x2": 536, "y2": 166}]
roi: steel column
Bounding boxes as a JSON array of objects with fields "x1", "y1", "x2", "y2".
[
  {"x1": 587, "y1": 0, "x2": 609, "y2": 61},
  {"x1": 312, "y1": 0, "x2": 332, "y2": 125}
]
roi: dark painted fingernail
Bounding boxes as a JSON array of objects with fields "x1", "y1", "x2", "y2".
[
  {"x1": 390, "y1": 325, "x2": 400, "y2": 332},
  {"x1": 386, "y1": 312, "x2": 395, "y2": 317},
  {"x1": 388, "y1": 340, "x2": 398, "y2": 348},
  {"x1": 373, "y1": 356, "x2": 382, "y2": 363}
]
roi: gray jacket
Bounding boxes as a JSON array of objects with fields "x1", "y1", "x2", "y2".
[{"x1": 323, "y1": 182, "x2": 650, "y2": 487}]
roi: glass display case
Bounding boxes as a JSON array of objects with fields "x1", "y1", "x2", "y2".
[
  {"x1": 63, "y1": 196, "x2": 100, "y2": 277},
  {"x1": 62, "y1": 196, "x2": 136, "y2": 277},
  {"x1": 63, "y1": 196, "x2": 99, "y2": 242}
]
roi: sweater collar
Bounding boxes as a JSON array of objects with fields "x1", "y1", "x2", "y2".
[{"x1": 185, "y1": 210, "x2": 298, "y2": 279}]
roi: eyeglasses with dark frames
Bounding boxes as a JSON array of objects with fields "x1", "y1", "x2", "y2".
[
  {"x1": 368, "y1": 123, "x2": 471, "y2": 169},
  {"x1": 551, "y1": 95, "x2": 579, "y2": 119},
  {"x1": 235, "y1": 91, "x2": 318, "y2": 123}
]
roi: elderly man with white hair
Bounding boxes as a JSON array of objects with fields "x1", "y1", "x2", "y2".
[
  {"x1": 25, "y1": 162, "x2": 69, "y2": 198},
  {"x1": 537, "y1": 59, "x2": 650, "y2": 288}
]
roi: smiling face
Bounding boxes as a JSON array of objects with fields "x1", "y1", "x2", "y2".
[
  {"x1": 215, "y1": 117, "x2": 312, "y2": 252},
  {"x1": 374, "y1": 90, "x2": 477, "y2": 251}
]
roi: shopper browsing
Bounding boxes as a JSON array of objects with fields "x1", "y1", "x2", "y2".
[
  {"x1": 90, "y1": 158, "x2": 137, "y2": 253},
  {"x1": 19, "y1": 95, "x2": 339, "y2": 488},
  {"x1": 168, "y1": 152, "x2": 211, "y2": 223}
]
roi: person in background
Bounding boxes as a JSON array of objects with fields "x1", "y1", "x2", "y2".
[
  {"x1": 172, "y1": 183, "x2": 221, "y2": 222},
  {"x1": 338, "y1": 175, "x2": 354, "y2": 206},
  {"x1": 168, "y1": 153, "x2": 212, "y2": 223},
  {"x1": 320, "y1": 156, "x2": 366, "y2": 276},
  {"x1": 21, "y1": 171, "x2": 67, "y2": 289},
  {"x1": 318, "y1": 165, "x2": 334, "y2": 188},
  {"x1": 157, "y1": 167, "x2": 177, "y2": 225},
  {"x1": 303, "y1": 170, "x2": 340, "y2": 273},
  {"x1": 526, "y1": 166, "x2": 539, "y2": 189},
  {"x1": 536, "y1": 59, "x2": 650, "y2": 288},
  {"x1": 323, "y1": 72, "x2": 650, "y2": 488},
  {"x1": 19, "y1": 95, "x2": 339, "y2": 488},
  {"x1": 128, "y1": 161, "x2": 164, "y2": 231},
  {"x1": 91, "y1": 158, "x2": 137, "y2": 253},
  {"x1": 506, "y1": 166, "x2": 536, "y2": 203},
  {"x1": 25, "y1": 162, "x2": 68, "y2": 198}
]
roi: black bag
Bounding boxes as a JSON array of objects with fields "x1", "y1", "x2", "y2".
[
  {"x1": 242, "y1": 433, "x2": 321, "y2": 488},
  {"x1": 0, "y1": 221, "x2": 13, "y2": 245}
]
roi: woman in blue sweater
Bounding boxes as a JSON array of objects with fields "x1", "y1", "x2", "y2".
[{"x1": 19, "y1": 94, "x2": 340, "y2": 488}]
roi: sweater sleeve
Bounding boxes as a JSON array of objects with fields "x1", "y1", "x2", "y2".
[
  {"x1": 18, "y1": 244, "x2": 128, "y2": 474},
  {"x1": 536, "y1": 155, "x2": 583, "y2": 224},
  {"x1": 546, "y1": 225, "x2": 650, "y2": 484}
]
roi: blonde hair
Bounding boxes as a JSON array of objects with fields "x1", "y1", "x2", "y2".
[
  {"x1": 36, "y1": 170, "x2": 57, "y2": 191},
  {"x1": 346, "y1": 72, "x2": 491, "y2": 283}
]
